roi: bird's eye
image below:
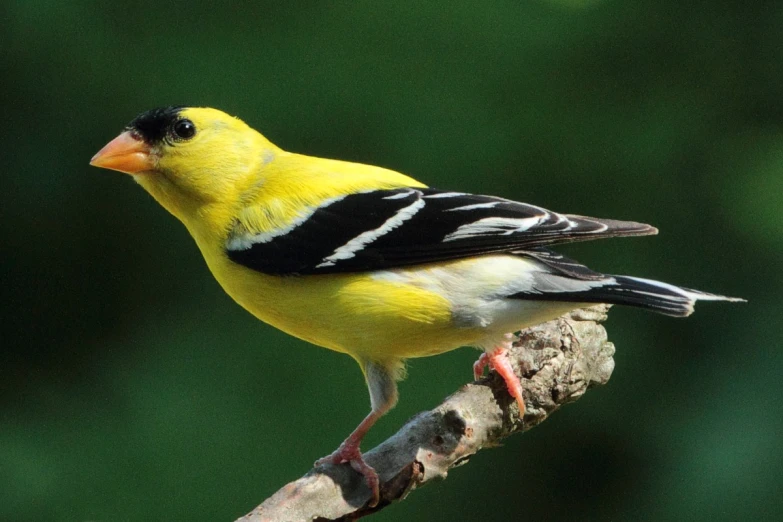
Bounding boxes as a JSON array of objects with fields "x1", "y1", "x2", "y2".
[{"x1": 172, "y1": 119, "x2": 196, "y2": 140}]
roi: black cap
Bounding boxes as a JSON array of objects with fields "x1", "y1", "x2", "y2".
[{"x1": 126, "y1": 106, "x2": 185, "y2": 144}]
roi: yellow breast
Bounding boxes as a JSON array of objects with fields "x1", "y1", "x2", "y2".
[{"x1": 202, "y1": 247, "x2": 477, "y2": 360}]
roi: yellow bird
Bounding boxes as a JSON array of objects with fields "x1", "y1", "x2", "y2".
[{"x1": 91, "y1": 106, "x2": 741, "y2": 505}]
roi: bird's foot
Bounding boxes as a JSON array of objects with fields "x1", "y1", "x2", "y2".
[
  {"x1": 473, "y1": 335, "x2": 526, "y2": 416},
  {"x1": 315, "y1": 440, "x2": 380, "y2": 506},
  {"x1": 473, "y1": 352, "x2": 490, "y2": 381}
]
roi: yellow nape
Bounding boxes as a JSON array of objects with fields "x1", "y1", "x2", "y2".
[{"x1": 133, "y1": 107, "x2": 424, "y2": 249}]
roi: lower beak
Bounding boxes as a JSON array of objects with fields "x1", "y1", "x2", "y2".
[{"x1": 90, "y1": 131, "x2": 154, "y2": 174}]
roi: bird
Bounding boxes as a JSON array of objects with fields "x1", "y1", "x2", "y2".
[{"x1": 90, "y1": 106, "x2": 742, "y2": 506}]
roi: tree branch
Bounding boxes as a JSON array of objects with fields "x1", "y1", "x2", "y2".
[{"x1": 235, "y1": 305, "x2": 615, "y2": 522}]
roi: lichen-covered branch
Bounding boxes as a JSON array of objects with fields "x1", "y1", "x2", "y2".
[{"x1": 235, "y1": 305, "x2": 615, "y2": 522}]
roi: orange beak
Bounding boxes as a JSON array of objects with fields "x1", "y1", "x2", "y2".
[{"x1": 90, "y1": 131, "x2": 155, "y2": 174}]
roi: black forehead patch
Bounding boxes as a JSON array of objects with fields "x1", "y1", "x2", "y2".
[{"x1": 125, "y1": 106, "x2": 185, "y2": 144}]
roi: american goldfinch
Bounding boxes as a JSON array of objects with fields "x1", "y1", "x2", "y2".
[{"x1": 91, "y1": 106, "x2": 742, "y2": 505}]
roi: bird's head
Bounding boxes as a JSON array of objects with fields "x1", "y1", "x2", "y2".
[{"x1": 91, "y1": 106, "x2": 279, "y2": 222}]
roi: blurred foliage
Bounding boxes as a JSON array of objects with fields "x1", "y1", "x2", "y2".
[{"x1": 1, "y1": 1, "x2": 781, "y2": 521}]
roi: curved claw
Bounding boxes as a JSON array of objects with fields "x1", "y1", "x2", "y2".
[
  {"x1": 315, "y1": 442, "x2": 380, "y2": 507},
  {"x1": 487, "y1": 346, "x2": 526, "y2": 415},
  {"x1": 473, "y1": 336, "x2": 527, "y2": 416},
  {"x1": 473, "y1": 352, "x2": 490, "y2": 380}
]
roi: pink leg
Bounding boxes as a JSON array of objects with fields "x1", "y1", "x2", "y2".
[
  {"x1": 315, "y1": 360, "x2": 398, "y2": 507},
  {"x1": 315, "y1": 410, "x2": 382, "y2": 505},
  {"x1": 474, "y1": 336, "x2": 526, "y2": 415}
]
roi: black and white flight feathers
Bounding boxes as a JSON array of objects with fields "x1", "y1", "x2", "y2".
[
  {"x1": 226, "y1": 187, "x2": 742, "y2": 317},
  {"x1": 227, "y1": 188, "x2": 656, "y2": 275}
]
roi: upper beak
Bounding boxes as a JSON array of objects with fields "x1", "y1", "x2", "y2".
[{"x1": 90, "y1": 131, "x2": 154, "y2": 174}]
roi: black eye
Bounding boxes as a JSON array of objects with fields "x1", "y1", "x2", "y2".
[{"x1": 172, "y1": 119, "x2": 196, "y2": 140}]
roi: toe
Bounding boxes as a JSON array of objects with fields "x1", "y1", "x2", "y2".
[
  {"x1": 315, "y1": 445, "x2": 380, "y2": 506},
  {"x1": 473, "y1": 352, "x2": 489, "y2": 381}
]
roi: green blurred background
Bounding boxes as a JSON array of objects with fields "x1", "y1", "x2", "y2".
[{"x1": 2, "y1": 1, "x2": 781, "y2": 520}]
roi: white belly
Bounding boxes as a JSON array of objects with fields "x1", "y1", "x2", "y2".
[{"x1": 371, "y1": 254, "x2": 592, "y2": 349}]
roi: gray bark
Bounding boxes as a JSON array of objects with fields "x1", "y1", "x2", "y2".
[{"x1": 236, "y1": 305, "x2": 615, "y2": 521}]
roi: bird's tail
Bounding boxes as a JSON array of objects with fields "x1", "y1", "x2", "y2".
[
  {"x1": 569, "y1": 275, "x2": 745, "y2": 317},
  {"x1": 513, "y1": 250, "x2": 744, "y2": 316}
]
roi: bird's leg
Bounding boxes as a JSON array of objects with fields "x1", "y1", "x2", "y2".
[
  {"x1": 315, "y1": 409, "x2": 383, "y2": 494},
  {"x1": 315, "y1": 360, "x2": 398, "y2": 507},
  {"x1": 475, "y1": 334, "x2": 526, "y2": 415}
]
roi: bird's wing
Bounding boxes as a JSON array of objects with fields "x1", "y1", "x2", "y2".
[{"x1": 226, "y1": 187, "x2": 657, "y2": 275}]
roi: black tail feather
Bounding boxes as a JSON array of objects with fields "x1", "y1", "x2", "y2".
[{"x1": 512, "y1": 274, "x2": 744, "y2": 317}]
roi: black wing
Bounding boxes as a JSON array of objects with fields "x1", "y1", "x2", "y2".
[{"x1": 226, "y1": 188, "x2": 657, "y2": 275}]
